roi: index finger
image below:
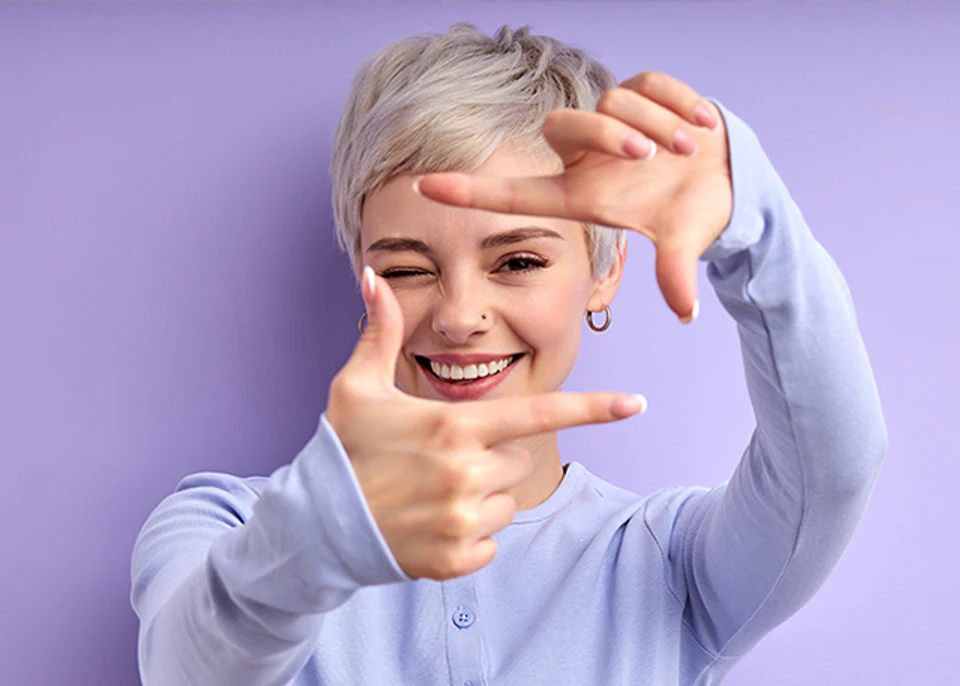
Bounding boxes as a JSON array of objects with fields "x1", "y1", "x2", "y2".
[
  {"x1": 466, "y1": 391, "x2": 647, "y2": 445},
  {"x1": 415, "y1": 173, "x2": 583, "y2": 221}
]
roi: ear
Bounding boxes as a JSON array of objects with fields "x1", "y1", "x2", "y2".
[{"x1": 587, "y1": 237, "x2": 628, "y2": 312}]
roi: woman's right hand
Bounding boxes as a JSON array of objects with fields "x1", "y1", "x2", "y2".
[{"x1": 325, "y1": 267, "x2": 645, "y2": 581}]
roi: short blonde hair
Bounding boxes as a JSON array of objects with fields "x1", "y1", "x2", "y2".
[{"x1": 331, "y1": 23, "x2": 626, "y2": 279}]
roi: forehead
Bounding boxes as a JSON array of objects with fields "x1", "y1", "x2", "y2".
[{"x1": 360, "y1": 145, "x2": 580, "y2": 250}]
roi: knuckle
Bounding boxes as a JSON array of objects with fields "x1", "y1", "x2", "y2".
[
  {"x1": 429, "y1": 410, "x2": 474, "y2": 446},
  {"x1": 633, "y1": 70, "x2": 662, "y2": 93},
  {"x1": 598, "y1": 119, "x2": 628, "y2": 149},
  {"x1": 434, "y1": 460, "x2": 480, "y2": 497},
  {"x1": 527, "y1": 396, "x2": 558, "y2": 434},
  {"x1": 443, "y1": 504, "x2": 480, "y2": 540},
  {"x1": 435, "y1": 546, "x2": 469, "y2": 579},
  {"x1": 434, "y1": 460, "x2": 465, "y2": 493},
  {"x1": 496, "y1": 494, "x2": 519, "y2": 523},
  {"x1": 597, "y1": 87, "x2": 629, "y2": 114}
]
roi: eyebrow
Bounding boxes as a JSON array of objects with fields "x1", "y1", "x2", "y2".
[{"x1": 365, "y1": 226, "x2": 565, "y2": 254}]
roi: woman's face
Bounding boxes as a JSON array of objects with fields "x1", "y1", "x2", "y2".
[{"x1": 360, "y1": 144, "x2": 624, "y2": 403}]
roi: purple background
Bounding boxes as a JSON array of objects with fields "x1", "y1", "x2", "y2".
[{"x1": 1, "y1": 2, "x2": 957, "y2": 684}]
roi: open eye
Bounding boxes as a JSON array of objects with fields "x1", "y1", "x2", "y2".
[{"x1": 496, "y1": 254, "x2": 548, "y2": 273}]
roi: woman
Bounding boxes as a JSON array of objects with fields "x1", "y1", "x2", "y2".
[{"x1": 131, "y1": 23, "x2": 887, "y2": 685}]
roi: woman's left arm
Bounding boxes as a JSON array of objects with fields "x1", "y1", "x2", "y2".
[
  {"x1": 415, "y1": 72, "x2": 888, "y2": 657},
  {"x1": 671, "y1": 100, "x2": 887, "y2": 660}
]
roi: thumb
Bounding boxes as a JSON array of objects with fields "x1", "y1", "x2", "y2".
[
  {"x1": 349, "y1": 265, "x2": 405, "y2": 383},
  {"x1": 655, "y1": 237, "x2": 700, "y2": 324}
]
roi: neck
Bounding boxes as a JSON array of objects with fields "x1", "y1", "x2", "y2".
[{"x1": 506, "y1": 431, "x2": 565, "y2": 511}]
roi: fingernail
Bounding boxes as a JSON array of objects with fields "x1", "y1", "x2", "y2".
[
  {"x1": 693, "y1": 102, "x2": 718, "y2": 130},
  {"x1": 622, "y1": 133, "x2": 656, "y2": 161},
  {"x1": 412, "y1": 177, "x2": 423, "y2": 196},
  {"x1": 613, "y1": 393, "x2": 648, "y2": 418},
  {"x1": 363, "y1": 265, "x2": 376, "y2": 298},
  {"x1": 679, "y1": 299, "x2": 700, "y2": 324},
  {"x1": 672, "y1": 128, "x2": 697, "y2": 156}
]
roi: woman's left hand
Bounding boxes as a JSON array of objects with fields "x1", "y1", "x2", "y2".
[{"x1": 415, "y1": 71, "x2": 732, "y2": 322}]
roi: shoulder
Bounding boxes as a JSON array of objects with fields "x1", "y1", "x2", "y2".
[
  {"x1": 131, "y1": 471, "x2": 274, "y2": 576},
  {"x1": 173, "y1": 470, "x2": 271, "y2": 500},
  {"x1": 142, "y1": 470, "x2": 273, "y2": 531}
]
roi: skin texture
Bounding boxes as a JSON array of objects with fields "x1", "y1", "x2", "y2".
[{"x1": 325, "y1": 71, "x2": 732, "y2": 581}]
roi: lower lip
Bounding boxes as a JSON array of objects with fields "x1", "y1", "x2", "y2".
[{"x1": 421, "y1": 358, "x2": 519, "y2": 401}]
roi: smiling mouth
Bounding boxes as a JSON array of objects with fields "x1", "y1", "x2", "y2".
[{"x1": 415, "y1": 354, "x2": 524, "y2": 384}]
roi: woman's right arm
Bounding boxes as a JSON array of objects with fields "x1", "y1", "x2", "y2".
[
  {"x1": 130, "y1": 414, "x2": 412, "y2": 686},
  {"x1": 131, "y1": 268, "x2": 642, "y2": 686}
]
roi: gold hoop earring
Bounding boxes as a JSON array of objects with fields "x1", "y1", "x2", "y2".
[
  {"x1": 586, "y1": 305, "x2": 612, "y2": 333},
  {"x1": 358, "y1": 312, "x2": 367, "y2": 335}
]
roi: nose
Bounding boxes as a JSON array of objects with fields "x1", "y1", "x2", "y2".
[{"x1": 431, "y1": 279, "x2": 492, "y2": 344}]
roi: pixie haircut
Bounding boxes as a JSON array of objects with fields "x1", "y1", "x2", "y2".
[{"x1": 331, "y1": 23, "x2": 627, "y2": 279}]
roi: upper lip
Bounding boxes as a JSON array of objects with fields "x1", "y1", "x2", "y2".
[{"x1": 416, "y1": 353, "x2": 521, "y2": 365}]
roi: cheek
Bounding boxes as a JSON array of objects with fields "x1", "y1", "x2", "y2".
[
  {"x1": 511, "y1": 285, "x2": 587, "y2": 385},
  {"x1": 515, "y1": 289, "x2": 584, "y2": 337}
]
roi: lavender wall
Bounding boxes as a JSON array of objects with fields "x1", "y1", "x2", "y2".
[{"x1": 2, "y1": 2, "x2": 956, "y2": 684}]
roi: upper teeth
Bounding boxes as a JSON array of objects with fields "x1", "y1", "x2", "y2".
[{"x1": 429, "y1": 356, "x2": 515, "y2": 380}]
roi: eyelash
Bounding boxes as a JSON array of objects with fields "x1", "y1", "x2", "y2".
[{"x1": 381, "y1": 254, "x2": 549, "y2": 279}]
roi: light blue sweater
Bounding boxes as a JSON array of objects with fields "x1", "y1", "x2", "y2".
[{"x1": 130, "y1": 101, "x2": 887, "y2": 686}]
